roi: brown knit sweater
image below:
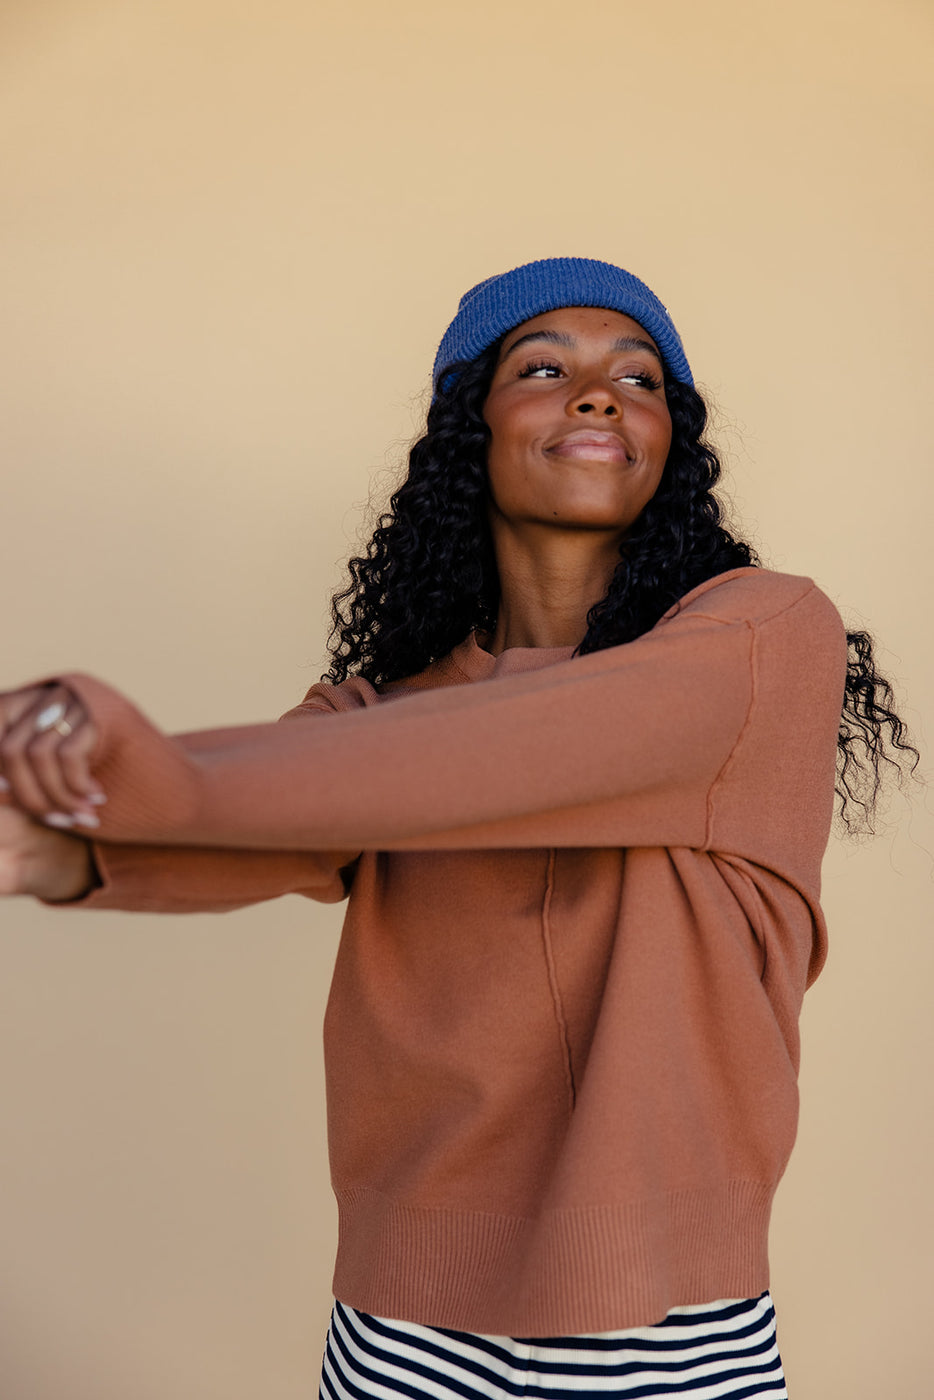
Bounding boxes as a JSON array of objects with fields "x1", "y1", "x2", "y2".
[{"x1": 57, "y1": 567, "x2": 845, "y2": 1333}]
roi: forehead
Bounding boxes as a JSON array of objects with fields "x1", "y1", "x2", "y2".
[{"x1": 499, "y1": 305, "x2": 658, "y2": 356}]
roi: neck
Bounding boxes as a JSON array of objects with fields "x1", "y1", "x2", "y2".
[{"x1": 483, "y1": 524, "x2": 621, "y2": 654}]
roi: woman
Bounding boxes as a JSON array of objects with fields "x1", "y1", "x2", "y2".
[{"x1": 0, "y1": 258, "x2": 916, "y2": 1398}]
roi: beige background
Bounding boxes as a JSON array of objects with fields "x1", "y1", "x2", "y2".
[{"x1": 1, "y1": 1, "x2": 932, "y2": 1395}]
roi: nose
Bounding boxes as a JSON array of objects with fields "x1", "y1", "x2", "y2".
[{"x1": 568, "y1": 374, "x2": 621, "y2": 418}]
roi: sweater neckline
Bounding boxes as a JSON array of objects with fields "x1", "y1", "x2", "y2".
[
  {"x1": 448, "y1": 632, "x2": 577, "y2": 683},
  {"x1": 446, "y1": 567, "x2": 764, "y2": 685}
]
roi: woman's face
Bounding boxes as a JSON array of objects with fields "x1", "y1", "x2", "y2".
[{"x1": 482, "y1": 306, "x2": 672, "y2": 541}]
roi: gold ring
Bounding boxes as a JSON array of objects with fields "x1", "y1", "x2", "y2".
[
  {"x1": 54, "y1": 718, "x2": 74, "y2": 738},
  {"x1": 34, "y1": 700, "x2": 67, "y2": 733}
]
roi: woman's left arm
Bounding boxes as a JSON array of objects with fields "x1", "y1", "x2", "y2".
[
  {"x1": 0, "y1": 578, "x2": 847, "y2": 861},
  {"x1": 0, "y1": 685, "x2": 357, "y2": 911}
]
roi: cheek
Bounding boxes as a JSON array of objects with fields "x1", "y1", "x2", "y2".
[
  {"x1": 647, "y1": 402, "x2": 673, "y2": 459},
  {"x1": 485, "y1": 446, "x2": 532, "y2": 514},
  {"x1": 636, "y1": 408, "x2": 672, "y2": 504},
  {"x1": 485, "y1": 396, "x2": 533, "y2": 454},
  {"x1": 484, "y1": 403, "x2": 540, "y2": 496},
  {"x1": 638, "y1": 422, "x2": 672, "y2": 500}
]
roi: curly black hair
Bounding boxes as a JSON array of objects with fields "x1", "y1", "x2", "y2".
[{"x1": 326, "y1": 343, "x2": 917, "y2": 834}]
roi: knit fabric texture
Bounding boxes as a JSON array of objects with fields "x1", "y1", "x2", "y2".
[
  {"x1": 42, "y1": 568, "x2": 846, "y2": 1334},
  {"x1": 432, "y1": 257, "x2": 694, "y2": 390}
]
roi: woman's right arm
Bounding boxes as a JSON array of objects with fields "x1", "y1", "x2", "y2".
[
  {"x1": 0, "y1": 803, "x2": 354, "y2": 911},
  {"x1": 0, "y1": 804, "x2": 97, "y2": 903},
  {"x1": 0, "y1": 684, "x2": 358, "y2": 912}
]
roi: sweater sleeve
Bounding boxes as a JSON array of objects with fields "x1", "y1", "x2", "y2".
[
  {"x1": 77, "y1": 842, "x2": 353, "y2": 912},
  {"x1": 39, "y1": 578, "x2": 844, "y2": 859},
  {"x1": 58, "y1": 701, "x2": 360, "y2": 913},
  {"x1": 51, "y1": 613, "x2": 761, "y2": 855}
]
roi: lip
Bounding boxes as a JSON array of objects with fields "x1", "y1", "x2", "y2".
[{"x1": 546, "y1": 429, "x2": 633, "y2": 463}]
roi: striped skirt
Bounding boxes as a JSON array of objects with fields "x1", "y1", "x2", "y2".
[{"x1": 319, "y1": 1292, "x2": 788, "y2": 1399}]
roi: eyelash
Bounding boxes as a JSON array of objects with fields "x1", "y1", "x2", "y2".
[
  {"x1": 517, "y1": 358, "x2": 563, "y2": 379},
  {"x1": 516, "y1": 358, "x2": 663, "y2": 391}
]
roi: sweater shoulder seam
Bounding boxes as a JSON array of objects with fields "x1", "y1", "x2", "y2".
[
  {"x1": 704, "y1": 620, "x2": 758, "y2": 847},
  {"x1": 681, "y1": 578, "x2": 819, "y2": 631},
  {"x1": 702, "y1": 584, "x2": 829, "y2": 846}
]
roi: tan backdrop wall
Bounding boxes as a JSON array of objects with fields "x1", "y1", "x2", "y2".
[{"x1": 1, "y1": 2, "x2": 931, "y2": 1396}]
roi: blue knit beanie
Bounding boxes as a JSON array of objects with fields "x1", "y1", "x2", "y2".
[{"x1": 433, "y1": 256, "x2": 693, "y2": 391}]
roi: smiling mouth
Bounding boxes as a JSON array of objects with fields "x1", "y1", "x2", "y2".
[{"x1": 548, "y1": 431, "x2": 633, "y2": 463}]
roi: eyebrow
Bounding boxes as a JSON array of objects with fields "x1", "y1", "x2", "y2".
[{"x1": 499, "y1": 328, "x2": 663, "y2": 366}]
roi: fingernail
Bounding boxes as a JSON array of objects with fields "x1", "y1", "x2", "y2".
[
  {"x1": 45, "y1": 813, "x2": 75, "y2": 829},
  {"x1": 72, "y1": 812, "x2": 100, "y2": 830},
  {"x1": 87, "y1": 791, "x2": 107, "y2": 806},
  {"x1": 0, "y1": 776, "x2": 9, "y2": 792}
]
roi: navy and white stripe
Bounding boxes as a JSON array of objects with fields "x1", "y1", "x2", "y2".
[{"x1": 320, "y1": 1292, "x2": 787, "y2": 1399}]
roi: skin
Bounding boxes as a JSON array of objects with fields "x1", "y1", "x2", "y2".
[
  {"x1": 0, "y1": 684, "x2": 99, "y2": 899},
  {"x1": 0, "y1": 803, "x2": 93, "y2": 901},
  {"x1": 0, "y1": 304, "x2": 672, "y2": 897},
  {"x1": 482, "y1": 306, "x2": 671, "y2": 654}
]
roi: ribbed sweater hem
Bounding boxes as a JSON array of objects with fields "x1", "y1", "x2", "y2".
[{"x1": 331, "y1": 1179, "x2": 773, "y2": 1335}]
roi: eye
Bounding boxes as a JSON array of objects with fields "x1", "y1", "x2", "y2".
[
  {"x1": 616, "y1": 369, "x2": 664, "y2": 391},
  {"x1": 517, "y1": 358, "x2": 564, "y2": 379}
]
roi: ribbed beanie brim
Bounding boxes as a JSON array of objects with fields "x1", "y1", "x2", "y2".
[{"x1": 433, "y1": 257, "x2": 693, "y2": 391}]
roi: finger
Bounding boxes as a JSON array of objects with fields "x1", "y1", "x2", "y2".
[
  {"x1": 49, "y1": 708, "x2": 103, "y2": 814},
  {"x1": 0, "y1": 688, "x2": 71, "y2": 817},
  {"x1": 33, "y1": 697, "x2": 69, "y2": 733},
  {"x1": 0, "y1": 719, "x2": 64, "y2": 819},
  {"x1": 25, "y1": 702, "x2": 102, "y2": 826},
  {"x1": 0, "y1": 685, "x2": 52, "y2": 736},
  {"x1": 0, "y1": 688, "x2": 95, "y2": 823}
]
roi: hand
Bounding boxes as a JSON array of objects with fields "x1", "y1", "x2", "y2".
[
  {"x1": 0, "y1": 684, "x2": 104, "y2": 830},
  {"x1": 0, "y1": 804, "x2": 97, "y2": 901}
]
